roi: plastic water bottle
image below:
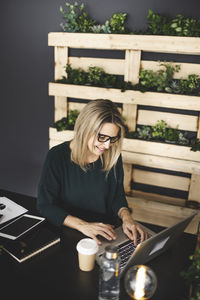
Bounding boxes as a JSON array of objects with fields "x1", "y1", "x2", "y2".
[{"x1": 99, "y1": 246, "x2": 121, "y2": 300}]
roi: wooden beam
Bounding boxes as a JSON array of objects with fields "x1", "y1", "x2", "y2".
[
  {"x1": 49, "y1": 83, "x2": 200, "y2": 111},
  {"x1": 188, "y1": 174, "x2": 200, "y2": 203},
  {"x1": 48, "y1": 33, "x2": 200, "y2": 55}
]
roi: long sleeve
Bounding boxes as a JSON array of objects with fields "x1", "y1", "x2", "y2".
[
  {"x1": 110, "y1": 155, "x2": 129, "y2": 215},
  {"x1": 37, "y1": 147, "x2": 69, "y2": 227}
]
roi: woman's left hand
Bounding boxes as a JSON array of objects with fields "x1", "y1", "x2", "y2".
[
  {"x1": 119, "y1": 207, "x2": 150, "y2": 246},
  {"x1": 122, "y1": 217, "x2": 149, "y2": 246}
]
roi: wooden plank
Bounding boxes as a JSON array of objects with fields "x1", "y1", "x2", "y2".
[
  {"x1": 123, "y1": 139, "x2": 200, "y2": 162},
  {"x1": 197, "y1": 114, "x2": 200, "y2": 139},
  {"x1": 122, "y1": 104, "x2": 137, "y2": 131},
  {"x1": 188, "y1": 174, "x2": 200, "y2": 203},
  {"x1": 69, "y1": 57, "x2": 200, "y2": 79},
  {"x1": 49, "y1": 128, "x2": 74, "y2": 141},
  {"x1": 54, "y1": 46, "x2": 68, "y2": 81},
  {"x1": 130, "y1": 190, "x2": 186, "y2": 207},
  {"x1": 48, "y1": 33, "x2": 200, "y2": 55},
  {"x1": 141, "y1": 61, "x2": 200, "y2": 79},
  {"x1": 54, "y1": 96, "x2": 67, "y2": 122},
  {"x1": 68, "y1": 102, "x2": 85, "y2": 112},
  {"x1": 124, "y1": 50, "x2": 141, "y2": 84},
  {"x1": 122, "y1": 151, "x2": 200, "y2": 175},
  {"x1": 137, "y1": 110, "x2": 198, "y2": 132},
  {"x1": 49, "y1": 83, "x2": 200, "y2": 111},
  {"x1": 123, "y1": 163, "x2": 132, "y2": 193},
  {"x1": 132, "y1": 169, "x2": 190, "y2": 191},
  {"x1": 69, "y1": 57, "x2": 124, "y2": 75},
  {"x1": 127, "y1": 196, "x2": 200, "y2": 234}
]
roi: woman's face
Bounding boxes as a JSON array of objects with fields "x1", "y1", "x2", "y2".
[{"x1": 87, "y1": 122, "x2": 120, "y2": 160}]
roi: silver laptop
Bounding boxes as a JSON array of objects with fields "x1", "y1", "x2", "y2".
[{"x1": 96, "y1": 212, "x2": 196, "y2": 277}]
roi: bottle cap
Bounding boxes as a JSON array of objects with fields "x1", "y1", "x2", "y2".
[{"x1": 105, "y1": 246, "x2": 118, "y2": 259}]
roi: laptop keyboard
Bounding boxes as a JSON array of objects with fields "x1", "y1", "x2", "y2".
[{"x1": 117, "y1": 237, "x2": 141, "y2": 269}]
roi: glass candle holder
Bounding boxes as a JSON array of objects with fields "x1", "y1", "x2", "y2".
[{"x1": 124, "y1": 265, "x2": 157, "y2": 299}]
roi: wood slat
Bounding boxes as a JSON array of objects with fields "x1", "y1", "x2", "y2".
[
  {"x1": 123, "y1": 139, "x2": 200, "y2": 162},
  {"x1": 48, "y1": 33, "x2": 200, "y2": 54},
  {"x1": 127, "y1": 196, "x2": 200, "y2": 234},
  {"x1": 68, "y1": 102, "x2": 85, "y2": 112},
  {"x1": 137, "y1": 110, "x2": 198, "y2": 132},
  {"x1": 132, "y1": 169, "x2": 190, "y2": 191},
  {"x1": 54, "y1": 96, "x2": 67, "y2": 122},
  {"x1": 130, "y1": 190, "x2": 186, "y2": 207},
  {"x1": 188, "y1": 174, "x2": 200, "y2": 203},
  {"x1": 49, "y1": 128, "x2": 74, "y2": 141},
  {"x1": 49, "y1": 83, "x2": 200, "y2": 111},
  {"x1": 122, "y1": 151, "x2": 200, "y2": 175},
  {"x1": 124, "y1": 50, "x2": 141, "y2": 84},
  {"x1": 141, "y1": 61, "x2": 200, "y2": 79},
  {"x1": 69, "y1": 57, "x2": 124, "y2": 75},
  {"x1": 68, "y1": 57, "x2": 200, "y2": 79},
  {"x1": 54, "y1": 46, "x2": 68, "y2": 81},
  {"x1": 123, "y1": 104, "x2": 137, "y2": 131},
  {"x1": 197, "y1": 114, "x2": 200, "y2": 139},
  {"x1": 123, "y1": 163, "x2": 132, "y2": 193}
]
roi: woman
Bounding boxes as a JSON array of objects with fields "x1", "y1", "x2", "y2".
[{"x1": 37, "y1": 99, "x2": 148, "y2": 245}]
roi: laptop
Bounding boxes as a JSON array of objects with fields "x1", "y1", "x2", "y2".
[{"x1": 96, "y1": 212, "x2": 197, "y2": 277}]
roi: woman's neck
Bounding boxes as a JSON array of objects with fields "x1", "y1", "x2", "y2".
[{"x1": 70, "y1": 140, "x2": 99, "y2": 164}]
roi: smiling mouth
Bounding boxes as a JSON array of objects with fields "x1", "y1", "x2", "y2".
[{"x1": 96, "y1": 146, "x2": 105, "y2": 152}]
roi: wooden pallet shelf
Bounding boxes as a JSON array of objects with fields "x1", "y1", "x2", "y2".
[{"x1": 48, "y1": 32, "x2": 200, "y2": 233}]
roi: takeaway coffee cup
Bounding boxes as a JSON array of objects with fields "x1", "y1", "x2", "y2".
[{"x1": 76, "y1": 238, "x2": 99, "y2": 271}]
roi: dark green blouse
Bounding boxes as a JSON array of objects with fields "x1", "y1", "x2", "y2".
[{"x1": 37, "y1": 142, "x2": 128, "y2": 227}]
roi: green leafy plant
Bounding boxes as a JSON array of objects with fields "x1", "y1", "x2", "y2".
[
  {"x1": 139, "y1": 63, "x2": 180, "y2": 92},
  {"x1": 164, "y1": 127, "x2": 179, "y2": 142},
  {"x1": 137, "y1": 126, "x2": 152, "y2": 140},
  {"x1": 146, "y1": 9, "x2": 200, "y2": 37},
  {"x1": 54, "y1": 110, "x2": 79, "y2": 131},
  {"x1": 146, "y1": 9, "x2": 172, "y2": 35},
  {"x1": 151, "y1": 120, "x2": 168, "y2": 140},
  {"x1": 109, "y1": 13, "x2": 127, "y2": 33},
  {"x1": 190, "y1": 139, "x2": 200, "y2": 152},
  {"x1": 170, "y1": 14, "x2": 200, "y2": 37},
  {"x1": 57, "y1": 63, "x2": 200, "y2": 96},
  {"x1": 126, "y1": 120, "x2": 190, "y2": 146},
  {"x1": 178, "y1": 132, "x2": 189, "y2": 145},
  {"x1": 57, "y1": 64, "x2": 132, "y2": 91},
  {"x1": 60, "y1": 2, "x2": 95, "y2": 32},
  {"x1": 179, "y1": 75, "x2": 200, "y2": 96}
]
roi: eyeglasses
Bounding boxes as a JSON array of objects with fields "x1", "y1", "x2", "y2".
[{"x1": 97, "y1": 133, "x2": 120, "y2": 144}]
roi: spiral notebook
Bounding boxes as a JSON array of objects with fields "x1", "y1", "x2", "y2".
[{"x1": 3, "y1": 226, "x2": 60, "y2": 263}]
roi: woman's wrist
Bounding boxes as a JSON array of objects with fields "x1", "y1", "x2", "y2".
[
  {"x1": 63, "y1": 214, "x2": 88, "y2": 231},
  {"x1": 118, "y1": 207, "x2": 132, "y2": 221}
]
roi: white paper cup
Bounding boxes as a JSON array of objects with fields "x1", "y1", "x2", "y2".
[{"x1": 76, "y1": 238, "x2": 99, "y2": 271}]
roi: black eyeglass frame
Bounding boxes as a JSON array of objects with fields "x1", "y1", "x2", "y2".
[{"x1": 97, "y1": 133, "x2": 121, "y2": 144}]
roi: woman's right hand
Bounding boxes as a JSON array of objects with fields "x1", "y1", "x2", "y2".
[{"x1": 79, "y1": 222, "x2": 117, "y2": 245}]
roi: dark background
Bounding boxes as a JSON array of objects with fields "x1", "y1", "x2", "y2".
[{"x1": 1, "y1": 0, "x2": 200, "y2": 197}]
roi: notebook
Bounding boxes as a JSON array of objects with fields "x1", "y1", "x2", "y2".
[
  {"x1": 96, "y1": 212, "x2": 196, "y2": 277},
  {"x1": 3, "y1": 226, "x2": 60, "y2": 263}
]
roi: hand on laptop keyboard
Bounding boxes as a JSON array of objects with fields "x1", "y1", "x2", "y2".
[
  {"x1": 119, "y1": 209, "x2": 150, "y2": 246},
  {"x1": 79, "y1": 222, "x2": 117, "y2": 245}
]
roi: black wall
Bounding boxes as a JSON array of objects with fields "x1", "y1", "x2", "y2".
[{"x1": 0, "y1": 0, "x2": 200, "y2": 197}]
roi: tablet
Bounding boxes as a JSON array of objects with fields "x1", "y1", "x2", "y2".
[{"x1": 0, "y1": 214, "x2": 45, "y2": 240}]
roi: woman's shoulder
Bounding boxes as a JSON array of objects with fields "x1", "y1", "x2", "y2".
[{"x1": 47, "y1": 141, "x2": 71, "y2": 160}]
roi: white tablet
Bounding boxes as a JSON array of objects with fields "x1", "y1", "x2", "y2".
[{"x1": 0, "y1": 214, "x2": 45, "y2": 240}]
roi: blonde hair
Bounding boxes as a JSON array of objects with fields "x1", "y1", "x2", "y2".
[{"x1": 71, "y1": 99, "x2": 125, "y2": 172}]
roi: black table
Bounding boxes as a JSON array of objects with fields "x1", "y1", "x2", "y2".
[{"x1": 0, "y1": 190, "x2": 197, "y2": 300}]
